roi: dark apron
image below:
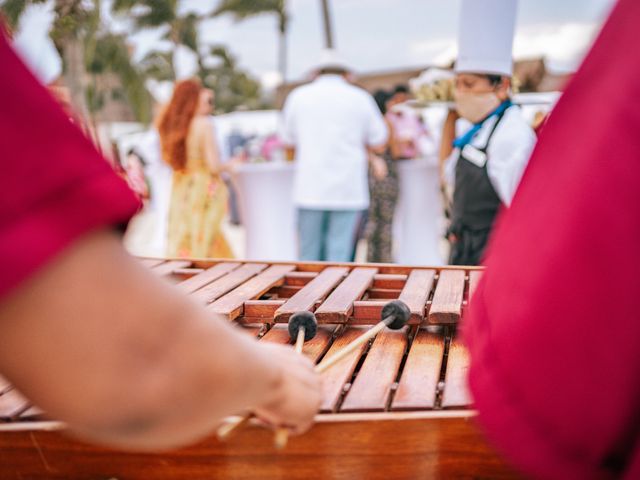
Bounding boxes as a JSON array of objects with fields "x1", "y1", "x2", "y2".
[{"x1": 448, "y1": 111, "x2": 506, "y2": 266}]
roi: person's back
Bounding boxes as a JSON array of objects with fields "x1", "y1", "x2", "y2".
[
  {"x1": 284, "y1": 74, "x2": 383, "y2": 210},
  {"x1": 160, "y1": 83, "x2": 233, "y2": 259},
  {"x1": 282, "y1": 61, "x2": 387, "y2": 262}
]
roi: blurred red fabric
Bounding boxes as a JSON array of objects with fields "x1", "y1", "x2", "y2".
[
  {"x1": 465, "y1": 0, "x2": 640, "y2": 478},
  {"x1": 0, "y1": 29, "x2": 139, "y2": 298}
]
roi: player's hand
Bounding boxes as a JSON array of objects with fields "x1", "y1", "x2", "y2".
[{"x1": 253, "y1": 343, "x2": 322, "y2": 435}]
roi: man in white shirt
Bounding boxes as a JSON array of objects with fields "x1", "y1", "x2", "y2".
[{"x1": 281, "y1": 50, "x2": 388, "y2": 262}]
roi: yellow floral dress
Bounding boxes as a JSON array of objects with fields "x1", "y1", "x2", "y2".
[{"x1": 166, "y1": 128, "x2": 234, "y2": 259}]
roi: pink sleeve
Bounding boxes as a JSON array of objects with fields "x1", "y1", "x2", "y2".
[
  {"x1": 464, "y1": 0, "x2": 640, "y2": 478},
  {"x1": 0, "y1": 31, "x2": 140, "y2": 298}
]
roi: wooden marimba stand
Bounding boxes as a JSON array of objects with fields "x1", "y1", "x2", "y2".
[{"x1": 0, "y1": 258, "x2": 518, "y2": 479}]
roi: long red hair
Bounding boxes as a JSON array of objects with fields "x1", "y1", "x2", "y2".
[{"x1": 158, "y1": 79, "x2": 201, "y2": 170}]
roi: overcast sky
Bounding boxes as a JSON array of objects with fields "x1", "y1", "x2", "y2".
[
  {"x1": 122, "y1": 0, "x2": 617, "y2": 88},
  {"x1": 18, "y1": 0, "x2": 618, "y2": 89}
]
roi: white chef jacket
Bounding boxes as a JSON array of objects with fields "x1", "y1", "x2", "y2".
[
  {"x1": 445, "y1": 105, "x2": 536, "y2": 206},
  {"x1": 281, "y1": 75, "x2": 388, "y2": 210}
]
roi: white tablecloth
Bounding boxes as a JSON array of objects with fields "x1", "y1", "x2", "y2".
[
  {"x1": 393, "y1": 158, "x2": 445, "y2": 265},
  {"x1": 234, "y1": 159, "x2": 445, "y2": 264},
  {"x1": 234, "y1": 162, "x2": 297, "y2": 261}
]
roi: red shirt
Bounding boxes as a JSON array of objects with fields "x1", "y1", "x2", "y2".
[
  {"x1": 465, "y1": 0, "x2": 640, "y2": 478},
  {"x1": 0, "y1": 30, "x2": 140, "y2": 298}
]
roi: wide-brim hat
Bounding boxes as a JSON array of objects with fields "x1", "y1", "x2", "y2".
[{"x1": 312, "y1": 49, "x2": 351, "y2": 72}]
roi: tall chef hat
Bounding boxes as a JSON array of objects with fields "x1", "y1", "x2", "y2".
[{"x1": 455, "y1": 0, "x2": 519, "y2": 77}]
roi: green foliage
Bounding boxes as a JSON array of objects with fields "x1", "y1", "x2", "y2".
[
  {"x1": 0, "y1": 0, "x2": 28, "y2": 29},
  {"x1": 198, "y1": 45, "x2": 265, "y2": 113},
  {"x1": 88, "y1": 32, "x2": 153, "y2": 123},
  {"x1": 212, "y1": 0, "x2": 287, "y2": 32},
  {"x1": 3, "y1": 0, "x2": 270, "y2": 120},
  {"x1": 139, "y1": 49, "x2": 174, "y2": 82}
]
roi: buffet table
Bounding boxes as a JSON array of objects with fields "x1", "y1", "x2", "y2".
[
  {"x1": 234, "y1": 158, "x2": 445, "y2": 264},
  {"x1": 233, "y1": 162, "x2": 297, "y2": 261}
]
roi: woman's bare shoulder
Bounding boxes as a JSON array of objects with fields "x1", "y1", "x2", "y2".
[{"x1": 191, "y1": 115, "x2": 213, "y2": 133}]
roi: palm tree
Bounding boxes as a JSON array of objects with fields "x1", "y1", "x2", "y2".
[
  {"x1": 111, "y1": 0, "x2": 200, "y2": 80},
  {"x1": 198, "y1": 44, "x2": 264, "y2": 113},
  {"x1": 2, "y1": 0, "x2": 94, "y2": 121},
  {"x1": 87, "y1": 32, "x2": 154, "y2": 124},
  {"x1": 1, "y1": 0, "x2": 152, "y2": 124},
  {"x1": 320, "y1": 0, "x2": 334, "y2": 48},
  {"x1": 212, "y1": 0, "x2": 288, "y2": 84}
]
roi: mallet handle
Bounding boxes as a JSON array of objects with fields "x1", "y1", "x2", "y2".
[
  {"x1": 274, "y1": 326, "x2": 307, "y2": 449},
  {"x1": 220, "y1": 319, "x2": 390, "y2": 442},
  {"x1": 217, "y1": 414, "x2": 251, "y2": 440},
  {"x1": 315, "y1": 320, "x2": 387, "y2": 374}
]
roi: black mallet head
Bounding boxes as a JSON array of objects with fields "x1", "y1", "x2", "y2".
[
  {"x1": 381, "y1": 300, "x2": 411, "y2": 330},
  {"x1": 288, "y1": 311, "x2": 318, "y2": 342}
]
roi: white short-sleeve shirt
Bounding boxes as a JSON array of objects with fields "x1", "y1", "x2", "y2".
[
  {"x1": 281, "y1": 75, "x2": 388, "y2": 210},
  {"x1": 444, "y1": 105, "x2": 536, "y2": 206}
]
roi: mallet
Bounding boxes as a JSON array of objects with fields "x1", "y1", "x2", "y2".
[
  {"x1": 315, "y1": 300, "x2": 410, "y2": 373},
  {"x1": 217, "y1": 311, "x2": 318, "y2": 443},
  {"x1": 274, "y1": 311, "x2": 318, "y2": 449},
  {"x1": 217, "y1": 300, "x2": 410, "y2": 442}
]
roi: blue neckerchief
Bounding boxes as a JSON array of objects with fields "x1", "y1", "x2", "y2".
[{"x1": 452, "y1": 99, "x2": 512, "y2": 149}]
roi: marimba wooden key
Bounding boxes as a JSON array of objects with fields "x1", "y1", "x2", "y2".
[{"x1": 0, "y1": 259, "x2": 517, "y2": 479}]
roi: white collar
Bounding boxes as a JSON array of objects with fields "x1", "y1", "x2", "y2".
[{"x1": 314, "y1": 74, "x2": 347, "y2": 84}]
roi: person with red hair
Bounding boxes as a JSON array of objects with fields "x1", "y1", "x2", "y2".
[{"x1": 158, "y1": 79, "x2": 234, "y2": 258}]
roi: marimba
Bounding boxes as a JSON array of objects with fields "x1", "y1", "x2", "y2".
[{"x1": 0, "y1": 259, "x2": 518, "y2": 479}]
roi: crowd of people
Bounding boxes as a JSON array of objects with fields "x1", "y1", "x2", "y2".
[{"x1": 115, "y1": 49, "x2": 536, "y2": 268}]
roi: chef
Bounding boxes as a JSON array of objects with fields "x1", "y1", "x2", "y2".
[{"x1": 440, "y1": 0, "x2": 536, "y2": 266}]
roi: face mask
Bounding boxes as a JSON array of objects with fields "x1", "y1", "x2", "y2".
[{"x1": 454, "y1": 90, "x2": 501, "y2": 124}]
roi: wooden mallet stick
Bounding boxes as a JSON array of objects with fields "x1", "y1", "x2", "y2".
[
  {"x1": 315, "y1": 300, "x2": 410, "y2": 373},
  {"x1": 274, "y1": 311, "x2": 318, "y2": 449},
  {"x1": 217, "y1": 301, "x2": 409, "y2": 442},
  {"x1": 217, "y1": 311, "x2": 318, "y2": 443}
]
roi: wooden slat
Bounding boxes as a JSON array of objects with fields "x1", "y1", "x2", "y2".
[
  {"x1": 172, "y1": 268, "x2": 204, "y2": 276},
  {"x1": 371, "y1": 274, "x2": 407, "y2": 290},
  {"x1": 0, "y1": 377, "x2": 10, "y2": 394},
  {"x1": 260, "y1": 325, "x2": 291, "y2": 345},
  {"x1": 284, "y1": 271, "x2": 317, "y2": 286},
  {"x1": 191, "y1": 263, "x2": 267, "y2": 304},
  {"x1": 319, "y1": 327, "x2": 370, "y2": 412},
  {"x1": 392, "y1": 330, "x2": 445, "y2": 410},
  {"x1": 261, "y1": 325, "x2": 335, "y2": 363},
  {"x1": 273, "y1": 285, "x2": 301, "y2": 298},
  {"x1": 273, "y1": 267, "x2": 348, "y2": 322},
  {"x1": 339, "y1": 327, "x2": 408, "y2": 412},
  {"x1": 138, "y1": 258, "x2": 165, "y2": 268},
  {"x1": 177, "y1": 262, "x2": 240, "y2": 294},
  {"x1": 398, "y1": 269, "x2": 436, "y2": 322},
  {"x1": 151, "y1": 260, "x2": 192, "y2": 276},
  {"x1": 242, "y1": 300, "x2": 284, "y2": 319},
  {"x1": 441, "y1": 337, "x2": 472, "y2": 408},
  {"x1": 352, "y1": 300, "x2": 386, "y2": 322},
  {"x1": 0, "y1": 388, "x2": 29, "y2": 421},
  {"x1": 301, "y1": 326, "x2": 336, "y2": 362},
  {"x1": 366, "y1": 289, "x2": 402, "y2": 299},
  {"x1": 428, "y1": 270, "x2": 465, "y2": 324},
  {"x1": 209, "y1": 265, "x2": 296, "y2": 319},
  {"x1": 315, "y1": 267, "x2": 378, "y2": 323},
  {"x1": 18, "y1": 405, "x2": 44, "y2": 420},
  {"x1": 468, "y1": 270, "x2": 483, "y2": 301}
]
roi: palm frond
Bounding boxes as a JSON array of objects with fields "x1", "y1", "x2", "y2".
[
  {"x1": 0, "y1": 0, "x2": 28, "y2": 29},
  {"x1": 212, "y1": 0, "x2": 284, "y2": 21}
]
